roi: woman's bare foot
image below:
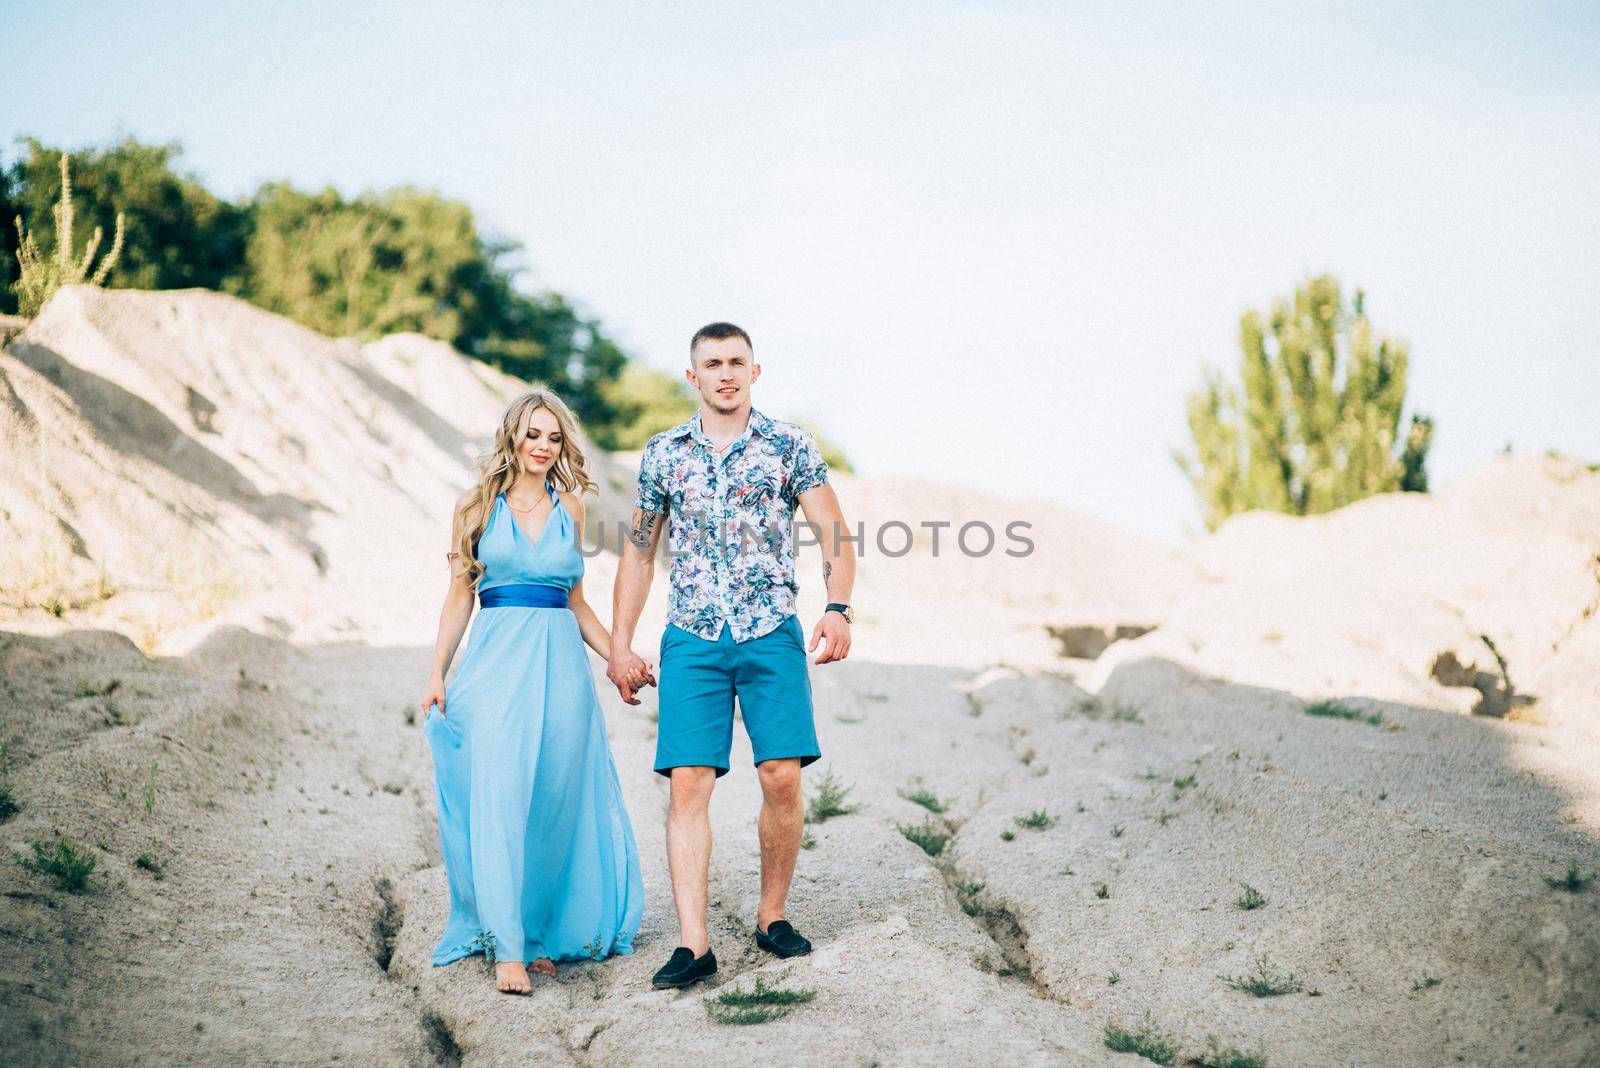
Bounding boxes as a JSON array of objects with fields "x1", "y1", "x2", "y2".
[
  {"x1": 527, "y1": 957, "x2": 556, "y2": 977},
  {"x1": 495, "y1": 960, "x2": 532, "y2": 994}
]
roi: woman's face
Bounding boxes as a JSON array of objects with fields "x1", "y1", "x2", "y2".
[{"x1": 517, "y1": 406, "x2": 563, "y2": 475}]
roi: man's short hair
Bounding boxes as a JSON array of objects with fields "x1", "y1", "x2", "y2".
[{"x1": 689, "y1": 322, "x2": 753, "y2": 366}]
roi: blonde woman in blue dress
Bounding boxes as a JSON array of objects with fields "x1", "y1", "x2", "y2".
[{"x1": 419, "y1": 388, "x2": 649, "y2": 995}]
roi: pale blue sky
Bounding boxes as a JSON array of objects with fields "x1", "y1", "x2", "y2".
[{"x1": 8, "y1": 1, "x2": 1599, "y2": 541}]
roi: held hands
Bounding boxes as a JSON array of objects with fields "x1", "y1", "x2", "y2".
[
  {"x1": 607, "y1": 648, "x2": 657, "y2": 705},
  {"x1": 809, "y1": 611, "x2": 852, "y2": 665}
]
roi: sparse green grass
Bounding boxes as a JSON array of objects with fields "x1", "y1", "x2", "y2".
[
  {"x1": 805, "y1": 767, "x2": 858, "y2": 823},
  {"x1": 467, "y1": 929, "x2": 498, "y2": 974},
  {"x1": 1103, "y1": 1011, "x2": 1179, "y2": 1064},
  {"x1": 898, "y1": 784, "x2": 948, "y2": 814},
  {"x1": 135, "y1": 851, "x2": 166, "y2": 879},
  {"x1": 17, "y1": 836, "x2": 96, "y2": 893},
  {"x1": 1235, "y1": 883, "x2": 1267, "y2": 910},
  {"x1": 1172, "y1": 772, "x2": 1197, "y2": 791},
  {"x1": 1154, "y1": 810, "x2": 1177, "y2": 827},
  {"x1": 1545, "y1": 859, "x2": 1595, "y2": 892},
  {"x1": 1190, "y1": 1035, "x2": 1270, "y2": 1068},
  {"x1": 1094, "y1": 882, "x2": 1110, "y2": 899},
  {"x1": 1110, "y1": 702, "x2": 1143, "y2": 723},
  {"x1": 705, "y1": 974, "x2": 816, "y2": 1025},
  {"x1": 1220, "y1": 954, "x2": 1304, "y2": 997},
  {"x1": 1014, "y1": 809, "x2": 1057, "y2": 831},
  {"x1": 1303, "y1": 698, "x2": 1355, "y2": 719},
  {"x1": 999, "y1": 829, "x2": 1015, "y2": 842},
  {"x1": 1303, "y1": 699, "x2": 1385, "y2": 727},
  {"x1": 1111, "y1": 824, "x2": 1125, "y2": 838},
  {"x1": 954, "y1": 880, "x2": 986, "y2": 917},
  {"x1": 799, "y1": 827, "x2": 816, "y2": 850},
  {"x1": 143, "y1": 761, "x2": 158, "y2": 816},
  {"x1": 897, "y1": 817, "x2": 950, "y2": 857},
  {"x1": 1411, "y1": 976, "x2": 1441, "y2": 991},
  {"x1": 1107, "y1": 970, "x2": 1121, "y2": 985}
]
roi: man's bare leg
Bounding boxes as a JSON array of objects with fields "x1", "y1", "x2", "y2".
[
  {"x1": 755, "y1": 758, "x2": 804, "y2": 929},
  {"x1": 666, "y1": 766, "x2": 717, "y2": 953}
]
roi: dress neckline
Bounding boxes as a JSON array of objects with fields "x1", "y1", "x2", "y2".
[{"x1": 500, "y1": 483, "x2": 564, "y2": 555}]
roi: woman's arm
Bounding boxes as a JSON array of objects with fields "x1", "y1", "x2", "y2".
[
  {"x1": 421, "y1": 495, "x2": 477, "y2": 717},
  {"x1": 563, "y1": 494, "x2": 616, "y2": 659}
]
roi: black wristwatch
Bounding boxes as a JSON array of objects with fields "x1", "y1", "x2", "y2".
[{"x1": 824, "y1": 603, "x2": 853, "y2": 624}]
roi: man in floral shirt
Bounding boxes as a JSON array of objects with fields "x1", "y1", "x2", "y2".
[{"x1": 609, "y1": 322, "x2": 856, "y2": 990}]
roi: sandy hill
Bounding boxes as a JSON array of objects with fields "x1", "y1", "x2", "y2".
[
  {"x1": 0, "y1": 285, "x2": 636, "y2": 649},
  {"x1": 1087, "y1": 453, "x2": 1600, "y2": 740}
]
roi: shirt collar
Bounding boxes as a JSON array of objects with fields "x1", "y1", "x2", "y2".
[{"x1": 671, "y1": 407, "x2": 773, "y2": 444}]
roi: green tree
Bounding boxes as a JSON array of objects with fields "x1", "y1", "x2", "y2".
[
  {"x1": 3, "y1": 136, "x2": 246, "y2": 310},
  {"x1": 230, "y1": 182, "x2": 485, "y2": 342},
  {"x1": 1175, "y1": 275, "x2": 1432, "y2": 531},
  {"x1": 598, "y1": 363, "x2": 697, "y2": 449},
  {"x1": 2, "y1": 134, "x2": 633, "y2": 436},
  {"x1": 229, "y1": 181, "x2": 628, "y2": 432}
]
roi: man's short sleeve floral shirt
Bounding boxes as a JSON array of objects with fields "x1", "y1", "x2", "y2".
[{"x1": 635, "y1": 407, "x2": 830, "y2": 642}]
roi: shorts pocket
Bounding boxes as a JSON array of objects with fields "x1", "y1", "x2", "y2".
[{"x1": 782, "y1": 616, "x2": 807, "y2": 653}]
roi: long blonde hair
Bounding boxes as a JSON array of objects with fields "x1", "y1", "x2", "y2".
[{"x1": 453, "y1": 388, "x2": 596, "y2": 587}]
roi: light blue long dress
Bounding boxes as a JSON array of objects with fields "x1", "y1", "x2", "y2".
[{"x1": 424, "y1": 480, "x2": 644, "y2": 967}]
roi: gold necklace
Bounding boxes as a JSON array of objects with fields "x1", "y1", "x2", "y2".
[{"x1": 506, "y1": 497, "x2": 548, "y2": 514}]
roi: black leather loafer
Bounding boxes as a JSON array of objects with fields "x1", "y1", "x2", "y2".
[
  {"x1": 754, "y1": 919, "x2": 812, "y2": 958},
  {"x1": 651, "y1": 946, "x2": 717, "y2": 989}
]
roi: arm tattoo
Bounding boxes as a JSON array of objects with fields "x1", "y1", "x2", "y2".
[
  {"x1": 823, "y1": 560, "x2": 832, "y2": 590},
  {"x1": 628, "y1": 511, "x2": 662, "y2": 552}
]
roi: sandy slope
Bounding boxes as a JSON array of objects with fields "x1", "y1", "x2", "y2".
[{"x1": 1, "y1": 287, "x2": 1597, "y2": 1066}]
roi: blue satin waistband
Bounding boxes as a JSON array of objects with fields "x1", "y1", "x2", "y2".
[{"x1": 478, "y1": 583, "x2": 570, "y2": 609}]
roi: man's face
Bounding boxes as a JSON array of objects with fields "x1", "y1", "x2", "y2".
[{"x1": 688, "y1": 336, "x2": 760, "y2": 415}]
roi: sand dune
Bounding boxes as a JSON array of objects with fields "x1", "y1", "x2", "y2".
[
  {"x1": 1, "y1": 287, "x2": 1596, "y2": 1066},
  {"x1": 1087, "y1": 452, "x2": 1600, "y2": 739}
]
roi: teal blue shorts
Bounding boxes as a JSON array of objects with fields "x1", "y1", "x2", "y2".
[{"x1": 655, "y1": 615, "x2": 821, "y2": 777}]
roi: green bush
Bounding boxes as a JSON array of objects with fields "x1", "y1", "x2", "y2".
[
  {"x1": 1175, "y1": 275, "x2": 1432, "y2": 531},
  {"x1": 18, "y1": 835, "x2": 97, "y2": 893}
]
